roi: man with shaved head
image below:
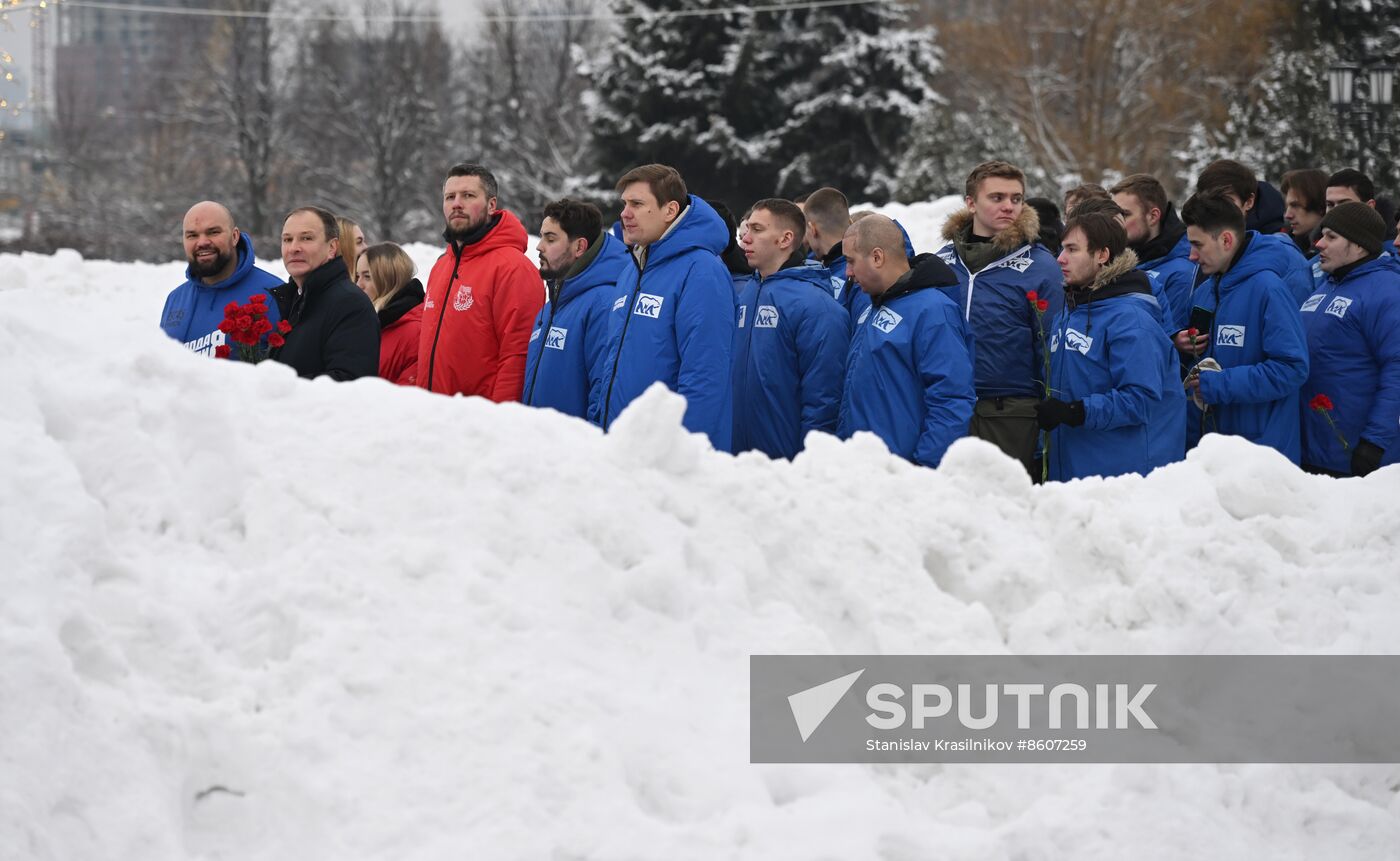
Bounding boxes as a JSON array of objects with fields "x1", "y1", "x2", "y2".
[
  {"x1": 838, "y1": 214, "x2": 976, "y2": 468},
  {"x1": 160, "y1": 200, "x2": 284, "y2": 358}
]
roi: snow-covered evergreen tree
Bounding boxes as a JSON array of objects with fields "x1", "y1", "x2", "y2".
[
  {"x1": 895, "y1": 96, "x2": 1041, "y2": 202},
  {"x1": 582, "y1": 0, "x2": 942, "y2": 209},
  {"x1": 763, "y1": 1, "x2": 940, "y2": 202}
]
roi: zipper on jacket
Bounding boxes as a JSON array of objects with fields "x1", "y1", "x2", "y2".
[
  {"x1": 424, "y1": 245, "x2": 466, "y2": 391},
  {"x1": 523, "y1": 294, "x2": 558, "y2": 406},
  {"x1": 600, "y1": 255, "x2": 644, "y2": 431}
]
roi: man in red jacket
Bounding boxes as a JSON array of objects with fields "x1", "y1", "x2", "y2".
[{"x1": 419, "y1": 163, "x2": 544, "y2": 400}]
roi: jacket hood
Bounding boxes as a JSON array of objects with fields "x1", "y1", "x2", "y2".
[
  {"x1": 941, "y1": 205, "x2": 1042, "y2": 253},
  {"x1": 443, "y1": 209, "x2": 529, "y2": 259},
  {"x1": 1233, "y1": 231, "x2": 1306, "y2": 285},
  {"x1": 643, "y1": 194, "x2": 730, "y2": 268},
  {"x1": 875, "y1": 253, "x2": 960, "y2": 307},
  {"x1": 378, "y1": 278, "x2": 425, "y2": 328},
  {"x1": 1246, "y1": 180, "x2": 1287, "y2": 235},
  {"x1": 1334, "y1": 250, "x2": 1400, "y2": 284},
  {"x1": 558, "y1": 231, "x2": 630, "y2": 306},
  {"x1": 760, "y1": 256, "x2": 832, "y2": 292},
  {"x1": 1133, "y1": 203, "x2": 1187, "y2": 263},
  {"x1": 1067, "y1": 250, "x2": 1151, "y2": 304},
  {"x1": 183, "y1": 231, "x2": 262, "y2": 291}
]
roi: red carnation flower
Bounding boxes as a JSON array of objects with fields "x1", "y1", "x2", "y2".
[
  {"x1": 268, "y1": 333, "x2": 285, "y2": 348},
  {"x1": 1310, "y1": 393, "x2": 1334, "y2": 412},
  {"x1": 1026, "y1": 290, "x2": 1039, "y2": 303},
  {"x1": 217, "y1": 319, "x2": 234, "y2": 333},
  {"x1": 277, "y1": 319, "x2": 292, "y2": 334},
  {"x1": 249, "y1": 293, "x2": 268, "y2": 304},
  {"x1": 223, "y1": 301, "x2": 239, "y2": 315},
  {"x1": 1186, "y1": 327, "x2": 1199, "y2": 337},
  {"x1": 236, "y1": 314, "x2": 252, "y2": 329},
  {"x1": 214, "y1": 344, "x2": 231, "y2": 359},
  {"x1": 254, "y1": 318, "x2": 273, "y2": 335},
  {"x1": 1037, "y1": 299, "x2": 1049, "y2": 312}
]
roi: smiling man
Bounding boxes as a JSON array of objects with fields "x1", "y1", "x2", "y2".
[
  {"x1": 934, "y1": 160, "x2": 1064, "y2": 478},
  {"x1": 161, "y1": 200, "x2": 284, "y2": 358},
  {"x1": 1298, "y1": 202, "x2": 1400, "y2": 477},
  {"x1": 268, "y1": 205, "x2": 380, "y2": 381},
  {"x1": 418, "y1": 163, "x2": 545, "y2": 401},
  {"x1": 730, "y1": 198, "x2": 848, "y2": 459},
  {"x1": 597, "y1": 163, "x2": 735, "y2": 450}
]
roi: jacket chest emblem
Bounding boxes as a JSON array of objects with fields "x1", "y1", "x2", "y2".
[
  {"x1": 872, "y1": 307, "x2": 903, "y2": 334},
  {"x1": 1216, "y1": 324, "x2": 1246, "y2": 348},
  {"x1": 633, "y1": 292, "x2": 664, "y2": 319},
  {"x1": 1324, "y1": 296, "x2": 1353, "y2": 319},
  {"x1": 1051, "y1": 327, "x2": 1093, "y2": 355},
  {"x1": 755, "y1": 305, "x2": 779, "y2": 328},
  {"x1": 991, "y1": 253, "x2": 1033, "y2": 274},
  {"x1": 1300, "y1": 293, "x2": 1325, "y2": 313},
  {"x1": 453, "y1": 283, "x2": 475, "y2": 311}
]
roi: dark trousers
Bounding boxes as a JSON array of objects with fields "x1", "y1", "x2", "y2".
[{"x1": 969, "y1": 396, "x2": 1040, "y2": 479}]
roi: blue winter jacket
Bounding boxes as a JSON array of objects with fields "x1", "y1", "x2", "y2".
[
  {"x1": 1189, "y1": 233, "x2": 1311, "y2": 463},
  {"x1": 731, "y1": 260, "x2": 850, "y2": 459},
  {"x1": 821, "y1": 243, "x2": 871, "y2": 334},
  {"x1": 159, "y1": 233, "x2": 283, "y2": 356},
  {"x1": 838, "y1": 254, "x2": 976, "y2": 468},
  {"x1": 523, "y1": 232, "x2": 630, "y2": 423},
  {"x1": 599, "y1": 196, "x2": 736, "y2": 450},
  {"x1": 1133, "y1": 210, "x2": 1195, "y2": 333},
  {"x1": 1249, "y1": 231, "x2": 1315, "y2": 305},
  {"x1": 1045, "y1": 257, "x2": 1186, "y2": 480},
  {"x1": 1298, "y1": 254, "x2": 1400, "y2": 473},
  {"x1": 934, "y1": 208, "x2": 1065, "y2": 399}
]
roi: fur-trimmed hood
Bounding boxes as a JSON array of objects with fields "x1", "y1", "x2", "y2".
[
  {"x1": 941, "y1": 205, "x2": 1043, "y2": 253},
  {"x1": 1086, "y1": 249, "x2": 1139, "y2": 293},
  {"x1": 1066, "y1": 249, "x2": 1152, "y2": 308}
]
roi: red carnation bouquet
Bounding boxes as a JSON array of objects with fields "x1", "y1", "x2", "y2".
[{"x1": 214, "y1": 293, "x2": 291, "y2": 363}]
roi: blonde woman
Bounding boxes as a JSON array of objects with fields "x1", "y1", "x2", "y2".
[
  {"x1": 354, "y1": 242, "x2": 424, "y2": 386},
  {"x1": 337, "y1": 216, "x2": 367, "y2": 280}
]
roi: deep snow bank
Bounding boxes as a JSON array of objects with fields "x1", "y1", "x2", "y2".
[{"x1": 2, "y1": 247, "x2": 1400, "y2": 860}]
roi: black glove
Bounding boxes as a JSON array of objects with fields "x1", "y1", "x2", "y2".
[
  {"x1": 1035, "y1": 398, "x2": 1086, "y2": 430},
  {"x1": 1351, "y1": 440, "x2": 1384, "y2": 477}
]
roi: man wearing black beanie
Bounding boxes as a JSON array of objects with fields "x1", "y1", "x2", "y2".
[{"x1": 1299, "y1": 202, "x2": 1400, "y2": 477}]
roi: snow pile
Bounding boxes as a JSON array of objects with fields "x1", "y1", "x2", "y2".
[{"x1": 3, "y1": 247, "x2": 1400, "y2": 860}]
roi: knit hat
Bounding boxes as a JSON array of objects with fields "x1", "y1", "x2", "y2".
[{"x1": 1320, "y1": 202, "x2": 1386, "y2": 256}]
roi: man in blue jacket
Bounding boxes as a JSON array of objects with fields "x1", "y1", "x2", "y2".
[
  {"x1": 934, "y1": 160, "x2": 1064, "y2": 477},
  {"x1": 1195, "y1": 160, "x2": 1313, "y2": 303},
  {"x1": 731, "y1": 199, "x2": 849, "y2": 459},
  {"x1": 839, "y1": 215, "x2": 975, "y2": 468},
  {"x1": 161, "y1": 200, "x2": 283, "y2": 357},
  {"x1": 1299, "y1": 202, "x2": 1400, "y2": 477},
  {"x1": 1111, "y1": 174, "x2": 1194, "y2": 334},
  {"x1": 1037, "y1": 211, "x2": 1185, "y2": 480},
  {"x1": 599, "y1": 164, "x2": 735, "y2": 450},
  {"x1": 1180, "y1": 190, "x2": 1310, "y2": 463},
  {"x1": 803, "y1": 186, "x2": 869, "y2": 330},
  {"x1": 523, "y1": 199, "x2": 629, "y2": 423}
]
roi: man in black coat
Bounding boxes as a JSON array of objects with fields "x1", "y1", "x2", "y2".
[{"x1": 270, "y1": 206, "x2": 380, "y2": 381}]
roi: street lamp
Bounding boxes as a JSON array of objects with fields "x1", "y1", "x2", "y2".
[{"x1": 1330, "y1": 60, "x2": 1395, "y2": 174}]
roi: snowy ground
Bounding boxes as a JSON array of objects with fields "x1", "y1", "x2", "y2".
[{"x1": 3, "y1": 216, "x2": 1400, "y2": 859}]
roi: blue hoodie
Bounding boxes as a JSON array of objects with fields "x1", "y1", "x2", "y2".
[
  {"x1": 523, "y1": 232, "x2": 630, "y2": 423},
  {"x1": 838, "y1": 255, "x2": 976, "y2": 468},
  {"x1": 1135, "y1": 223, "x2": 1196, "y2": 333},
  {"x1": 1189, "y1": 232, "x2": 1311, "y2": 463},
  {"x1": 599, "y1": 195, "x2": 736, "y2": 450},
  {"x1": 1250, "y1": 231, "x2": 1316, "y2": 304},
  {"x1": 731, "y1": 260, "x2": 849, "y2": 459},
  {"x1": 1298, "y1": 254, "x2": 1400, "y2": 474},
  {"x1": 1045, "y1": 255, "x2": 1186, "y2": 480},
  {"x1": 159, "y1": 233, "x2": 284, "y2": 356},
  {"x1": 934, "y1": 207, "x2": 1065, "y2": 399}
]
